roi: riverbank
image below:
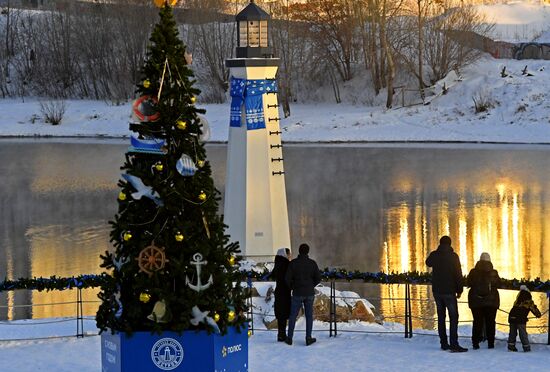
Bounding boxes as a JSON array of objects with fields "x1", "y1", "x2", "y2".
[{"x1": 1, "y1": 58, "x2": 550, "y2": 144}]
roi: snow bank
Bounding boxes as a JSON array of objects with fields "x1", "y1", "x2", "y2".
[{"x1": 1, "y1": 58, "x2": 550, "y2": 144}]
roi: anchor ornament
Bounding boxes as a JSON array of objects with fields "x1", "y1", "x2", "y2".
[{"x1": 185, "y1": 253, "x2": 213, "y2": 292}]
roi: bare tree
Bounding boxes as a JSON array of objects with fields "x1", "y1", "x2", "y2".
[
  {"x1": 290, "y1": 0, "x2": 359, "y2": 82},
  {"x1": 423, "y1": 3, "x2": 493, "y2": 83}
]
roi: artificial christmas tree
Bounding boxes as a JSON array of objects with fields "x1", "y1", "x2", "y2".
[{"x1": 97, "y1": 2, "x2": 248, "y2": 371}]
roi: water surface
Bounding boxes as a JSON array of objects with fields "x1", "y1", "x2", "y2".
[{"x1": 0, "y1": 140, "x2": 548, "y2": 331}]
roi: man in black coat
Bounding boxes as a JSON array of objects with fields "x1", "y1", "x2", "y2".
[
  {"x1": 284, "y1": 243, "x2": 321, "y2": 346},
  {"x1": 426, "y1": 236, "x2": 467, "y2": 352}
]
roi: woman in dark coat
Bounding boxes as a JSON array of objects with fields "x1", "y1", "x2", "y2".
[
  {"x1": 467, "y1": 252, "x2": 500, "y2": 349},
  {"x1": 272, "y1": 248, "x2": 292, "y2": 342}
]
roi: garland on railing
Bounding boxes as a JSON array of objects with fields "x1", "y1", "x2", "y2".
[
  {"x1": 0, "y1": 274, "x2": 112, "y2": 292},
  {"x1": 242, "y1": 268, "x2": 550, "y2": 294},
  {"x1": 1, "y1": 270, "x2": 550, "y2": 294}
]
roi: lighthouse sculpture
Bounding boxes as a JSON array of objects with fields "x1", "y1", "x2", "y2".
[{"x1": 224, "y1": 1, "x2": 290, "y2": 260}]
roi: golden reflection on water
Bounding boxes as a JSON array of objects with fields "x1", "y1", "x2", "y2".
[
  {"x1": 383, "y1": 182, "x2": 548, "y2": 280},
  {"x1": 26, "y1": 224, "x2": 106, "y2": 320},
  {"x1": 374, "y1": 283, "x2": 548, "y2": 333},
  {"x1": 379, "y1": 180, "x2": 550, "y2": 333}
]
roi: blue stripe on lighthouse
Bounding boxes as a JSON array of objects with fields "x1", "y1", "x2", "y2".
[{"x1": 229, "y1": 77, "x2": 277, "y2": 130}]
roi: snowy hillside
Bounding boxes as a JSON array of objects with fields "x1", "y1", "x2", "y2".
[
  {"x1": 1, "y1": 57, "x2": 549, "y2": 143},
  {"x1": 475, "y1": 1, "x2": 550, "y2": 42}
]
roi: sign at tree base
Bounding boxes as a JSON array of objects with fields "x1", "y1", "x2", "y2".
[{"x1": 101, "y1": 326, "x2": 248, "y2": 372}]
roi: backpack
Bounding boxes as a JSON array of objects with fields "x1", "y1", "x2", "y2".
[{"x1": 474, "y1": 273, "x2": 491, "y2": 298}]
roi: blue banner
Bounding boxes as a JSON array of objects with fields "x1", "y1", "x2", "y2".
[
  {"x1": 229, "y1": 77, "x2": 277, "y2": 130},
  {"x1": 101, "y1": 327, "x2": 248, "y2": 372}
]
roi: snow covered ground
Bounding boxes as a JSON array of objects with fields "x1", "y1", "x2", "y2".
[
  {"x1": 1, "y1": 57, "x2": 549, "y2": 144},
  {"x1": 0, "y1": 317, "x2": 548, "y2": 372}
]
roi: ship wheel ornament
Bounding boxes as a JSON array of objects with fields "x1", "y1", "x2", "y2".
[{"x1": 136, "y1": 245, "x2": 169, "y2": 276}]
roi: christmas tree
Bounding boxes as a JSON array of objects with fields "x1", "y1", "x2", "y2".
[{"x1": 96, "y1": 2, "x2": 247, "y2": 335}]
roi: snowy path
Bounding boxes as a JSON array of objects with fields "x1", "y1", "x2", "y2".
[{"x1": 0, "y1": 319, "x2": 548, "y2": 372}]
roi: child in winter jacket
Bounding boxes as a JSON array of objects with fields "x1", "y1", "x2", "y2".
[{"x1": 507, "y1": 285, "x2": 542, "y2": 352}]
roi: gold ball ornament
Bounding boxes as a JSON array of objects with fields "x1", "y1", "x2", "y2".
[
  {"x1": 190, "y1": 96, "x2": 197, "y2": 104},
  {"x1": 228, "y1": 256, "x2": 236, "y2": 266},
  {"x1": 175, "y1": 232, "x2": 184, "y2": 242},
  {"x1": 153, "y1": 0, "x2": 178, "y2": 8},
  {"x1": 118, "y1": 192, "x2": 127, "y2": 201},
  {"x1": 123, "y1": 232, "x2": 132, "y2": 241},
  {"x1": 139, "y1": 292, "x2": 151, "y2": 303},
  {"x1": 198, "y1": 191, "x2": 207, "y2": 202},
  {"x1": 154, "y1": 163, "x2": 164, "y2": 172},
  {"x1": 213, "y1": 313, "x2": 220, "y2": 322},
  {"x1": 197, "y1": 160, "x2": 205, "y2": 168},
  {"x1": 248, "y1": 330, "x2": 252, "y2": 337},
  {"x1": 227, "y1": 310, "x2": 236, "y2": 322},
  {"x1": 176, "y1": 120, "x2": 187, "y2": 130},
  {"x1": 143, "y1": 79, "x2": 151, "y2": 88}
]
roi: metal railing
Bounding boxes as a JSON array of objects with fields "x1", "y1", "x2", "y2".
[
  {"x1": 0, "y1": 288, "x2": 101, "y2": 341},
  {"x1": 247, "y1": 280, "x2": 550, "y2": 346},
  {"x1": 0, "y1": 278, "x2": 548, "y2": 347}
]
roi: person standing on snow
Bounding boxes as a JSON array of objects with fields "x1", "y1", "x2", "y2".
[
  {"x1": 271, "y1": 248, "x2": 292, "y2": 342},
  {"x1": 467, "y1": 252, "x2": 500, "y2": 350},
  {"x1": 426, "y1": 235, "x2": 468, "y2": 352},
  {"x1": 507, "y1": 285, "x2": 542, "y2": 352},
  {"x1": 285, "y1": 243, "x2": 321, "y2": 346}
]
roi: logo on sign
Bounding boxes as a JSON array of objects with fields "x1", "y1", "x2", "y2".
[
  {"x1": 221, "y1": 344, "x2": 242, "y2": 358},
  {"x1": 151, "y1": 338, "x2": 184, "y2": 370}
]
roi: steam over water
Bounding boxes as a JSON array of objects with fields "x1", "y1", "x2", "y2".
[{"x1": 1, "y1": 140, "x2": 548, "y2": 330}]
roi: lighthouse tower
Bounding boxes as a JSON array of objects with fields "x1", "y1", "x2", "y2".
[{"x1": 224, "y1": 1, "x2": 290, "y2": 260}]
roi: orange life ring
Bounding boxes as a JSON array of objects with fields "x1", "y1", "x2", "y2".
[{"x1": 132, "y1": 95, "x2": 160, "y2": 123}]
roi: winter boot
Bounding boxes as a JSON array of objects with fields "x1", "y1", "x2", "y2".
[
  {"x1": 523, "y1": 345, "x2": 531, "y2": 352},
  {"x1": 450, "y1": 345, "x2": 468, "y2": 353},
  {"x1": 306, "y1": 337, "x2": 317, "y2": 346},
  {"x1": 472, "y1": 343, "x2": 480, "y2": 350},
  {"x1": 508, "y1": 344, "x2": 518, "y2": 352},
  {"x1": 284, "y1": 337, "x2": 292, "y2": 346}
]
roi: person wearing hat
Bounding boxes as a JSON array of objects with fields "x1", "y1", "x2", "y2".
[
  {"x1": 426, "y1": 236, "x2": 467, "y2": 352},
  {"x1": 467, "y1": 252, "x2": 501, "y2": 349},
  {"x1": 507, "y1": 285, "x2": 542, "y2": 352},
  {"x1": 271, "y1": 248, "x2": 292, "y2": 342}
]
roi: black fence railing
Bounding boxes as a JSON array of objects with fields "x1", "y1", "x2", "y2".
[
  {"x1": 0, "y1": 276, "x2": 549, "y2": 346},
  {"x1": 246, "y1": 279, "x2": 550, "y2": 346},
  {"x1": 0, "y1": 288, "x2": 100, "y2": 341}
]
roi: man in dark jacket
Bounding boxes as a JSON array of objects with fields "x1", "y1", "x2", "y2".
[
  {"x1": 426, "y1": 236, "x2": 467, "y2": 352},
  {"x1": 284, "y1": 243, "x2": 321, "y2": 346}
]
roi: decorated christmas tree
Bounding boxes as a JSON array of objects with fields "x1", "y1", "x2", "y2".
[{"x1": 96, "y1": 2, "x2": 247, "y2": 335}]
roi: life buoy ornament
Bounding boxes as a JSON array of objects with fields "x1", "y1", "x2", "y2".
[{"x1": 132, "y1": 95, "x2": 160, "y2": 123}]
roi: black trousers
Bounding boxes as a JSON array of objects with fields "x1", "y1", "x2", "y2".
[
  {"x1": 471, "y1": 306, "x2": 497, "y2": 346},
  {"x1": 277, "y1": 318, "x2": 287, "y2": 338}
]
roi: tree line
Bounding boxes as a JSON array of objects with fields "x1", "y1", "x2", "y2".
[{"x1": 0, "y1": 0, "x2": 493, "y2": 110}]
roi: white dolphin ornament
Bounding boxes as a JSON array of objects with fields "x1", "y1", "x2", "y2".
[
  {"x1": 121, "y1": 174, "x2": 163, "y2": 206},
  {"x1": 190, "y1": 305, "x2": 220, "y2": 333}
]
